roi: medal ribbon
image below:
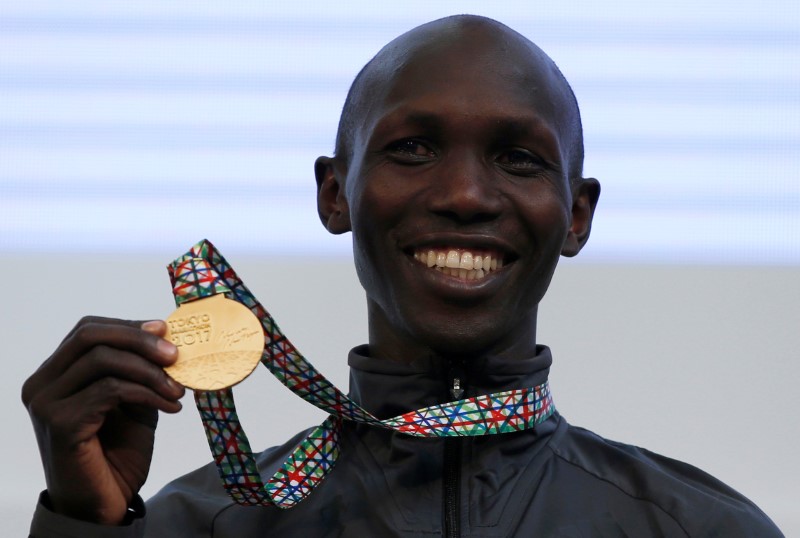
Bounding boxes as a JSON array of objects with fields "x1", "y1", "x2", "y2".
[{"x1": 168, "y1": 240, "x2": 556, "y2": 509}]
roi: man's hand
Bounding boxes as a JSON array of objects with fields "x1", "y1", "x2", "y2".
[{"x1": 21, "y1": 317, "x2": 185, "y2": 525}]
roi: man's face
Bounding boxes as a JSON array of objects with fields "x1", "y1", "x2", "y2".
[{"x1": 324, "y1": 27, "x2": 592, "y2": 361}]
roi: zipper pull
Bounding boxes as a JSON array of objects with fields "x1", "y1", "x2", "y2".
[
  {"x1": 449, "y1": 364, "x2": 465, "y2": 400},
  {"x1": 451, "y1": 377, "x2": 464, "y2": 400}
]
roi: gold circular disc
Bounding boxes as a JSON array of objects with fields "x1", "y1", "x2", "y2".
[{"x1": 164, "y1": 294, "x2": 264, "y2": 390}]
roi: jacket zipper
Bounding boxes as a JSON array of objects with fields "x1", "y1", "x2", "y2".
[
  {"x1": 444, "y1": 367, "x2": 465, "y2": 538},
  {"x1": 443, "y1": 437, "x2": 461, "y2": 538}
]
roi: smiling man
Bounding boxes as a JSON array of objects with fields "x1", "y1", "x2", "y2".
[{"x1": 25, "y1": 15, "x2": 781, "y2": 537}]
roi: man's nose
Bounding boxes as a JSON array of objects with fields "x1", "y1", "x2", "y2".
[{"x1": 426, "y1": 151, "x2": 503, "y2": 223}]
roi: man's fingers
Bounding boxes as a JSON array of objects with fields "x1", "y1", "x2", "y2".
[
  {"x1": 39, "y1": 319, "x2": 177, "y2": 379},
  {"x1": 44, "y1": 346, "x2": 185, "y2": 402},
  {"x1": 61, "y1": 315, "x2": 146, "y2": 341},
  {"x1": 21, "y1": 318, "x2": 182, "y2": 416},
  {"x1": 140, "y1": 320, "x2": 168, "y2": 336},
  {"x1": 78, "y1": 377, "x2": 183, "y2": 416},
  {"x1": 45, "y1": 378, "x2": 183, "y2": 440}
]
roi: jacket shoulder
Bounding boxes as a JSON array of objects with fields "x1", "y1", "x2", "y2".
[{"x1": 551, "y1": 423, "x2": 783, "y2": 536}]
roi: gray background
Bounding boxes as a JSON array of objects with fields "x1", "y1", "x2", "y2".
[{"x1": 3, "y1": 256, "x2": 797, "y2": 535}]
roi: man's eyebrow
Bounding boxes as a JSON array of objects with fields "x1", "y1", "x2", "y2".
[
  {"x1": 490, "y1": 116, "x2": 557, "y2": 141},
  {"x1": 383, "y1": 111, "x2": 446, "y2": 132},
  {"x1": 406, "y1": 111, "x2": 557, "y2": 141}
]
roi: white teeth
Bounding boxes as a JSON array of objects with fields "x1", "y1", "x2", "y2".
[
  {"x1": 414, "y1": 248, "x2": 505, "y2": 281},
  {"x1": 446, "y1": 250, "x2": 460, "y2": 268},
  {"x1": 426, "y1": 250, "x2": 436, "y2": 268}
]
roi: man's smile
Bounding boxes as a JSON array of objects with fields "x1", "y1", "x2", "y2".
[{"x1": 411, "y1": 248, "x2": 506, "y2": 280}]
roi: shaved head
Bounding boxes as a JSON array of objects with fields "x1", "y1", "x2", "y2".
[{"x1": 334, "y1": 15, "x2": 585, "y2": 182}]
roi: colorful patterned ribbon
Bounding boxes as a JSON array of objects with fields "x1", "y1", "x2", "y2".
[{"x1": 168, "y1": 240, "x2": 556, "y2": 509}]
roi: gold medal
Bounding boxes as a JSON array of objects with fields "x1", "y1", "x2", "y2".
[{"x1": 164, "y1": 294, "x2": 264, "y2": 390}]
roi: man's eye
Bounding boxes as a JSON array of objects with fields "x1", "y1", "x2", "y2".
[
  {"x1": 497, "y1": 149, "x2": 542, "y2": 172},
  {"x1": 387, "y1": 139, "x2": 436, "y2": 160}
]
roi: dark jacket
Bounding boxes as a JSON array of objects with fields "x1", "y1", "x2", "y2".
[{"x1": 30, "y1": 346, "x2": 782, "y2": 537}]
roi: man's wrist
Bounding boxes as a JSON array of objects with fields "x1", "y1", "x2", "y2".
[
  {"x1": 40, "y1": 491, "x2": 145, "y2": 526},
  {"x1": 32, "y1": 491, "x2": 146, "y2": 537}
]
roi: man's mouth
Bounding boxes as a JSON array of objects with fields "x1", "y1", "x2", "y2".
[{"x1": 412, "y1": 248, "x2": 505, "y2": 280}]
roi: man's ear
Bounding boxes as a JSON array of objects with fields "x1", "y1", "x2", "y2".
[
  {"x1": 561, "y1": 177, "x2": 601, "y2": 257},
  {"x1": 315, "y1": 156, "x2": 351, "y2": 235}
]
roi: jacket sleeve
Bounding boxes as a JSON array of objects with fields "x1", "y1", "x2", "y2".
[
  {"x1": 29, "y1": 492, "x2": 145, "y2": 538},
  {"x1": 29, "y1": 467, "x2": 228, "y2": 538}
]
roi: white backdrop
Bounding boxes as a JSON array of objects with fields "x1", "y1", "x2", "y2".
[
  {"x1": 1, "y1": 0, "x2": 798, "y2": 263},
  {"x1": 2, "y1": 1, "x2": 799, "y2": 535}
]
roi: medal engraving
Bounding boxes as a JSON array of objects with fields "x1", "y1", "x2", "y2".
[{"x1": 164, "y1": 294, "x2": 264, "y2": 390}]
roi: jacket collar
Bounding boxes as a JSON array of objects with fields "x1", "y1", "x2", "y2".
[{"x1": 347, "y1": 345, "x2": 553, "y2": 420}]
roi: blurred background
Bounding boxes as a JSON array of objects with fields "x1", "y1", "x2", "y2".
[{"x1": 1, "y1": 1, "x2": 798, "y2": 535}]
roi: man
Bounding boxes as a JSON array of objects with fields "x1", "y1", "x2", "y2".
[{"x1": 24, "y1": 15, "x2": 781, "y2": 537}]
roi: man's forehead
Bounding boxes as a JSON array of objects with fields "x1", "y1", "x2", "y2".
[
  {"x1": 355, "y1": 16, "x2": 575, "y2": 140},
  {"x1": 368, "y1": 17, "x2": 562, "y2": 99}
]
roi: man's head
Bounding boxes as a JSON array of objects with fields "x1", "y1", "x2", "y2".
[
  {"x1": 334, "y1": 16, "x2": 585, "y2": 184},
  {"x1": 316, "y1": 15, "x2": 600, "y2": 362}
]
